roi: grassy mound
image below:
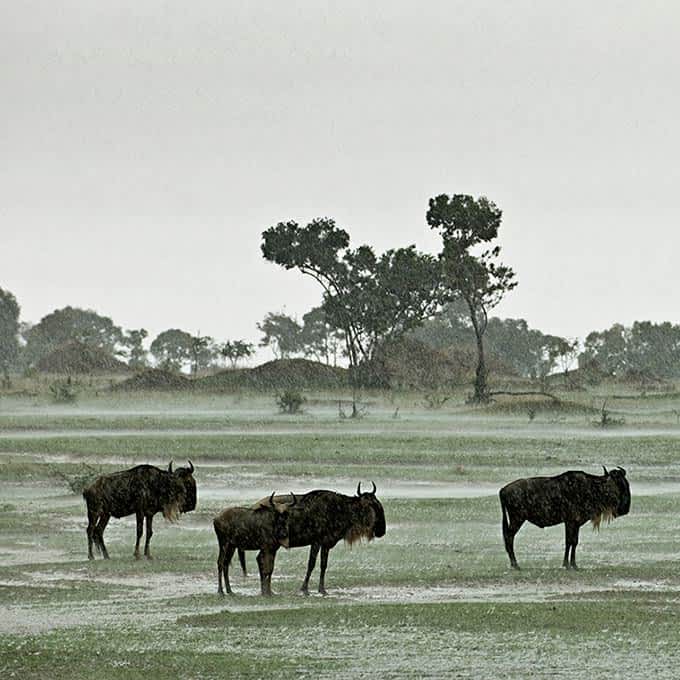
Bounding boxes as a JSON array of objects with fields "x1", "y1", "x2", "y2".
[
  {"x1": 36, "y1": 341, "x2": 128, "y2": 374},
  {"x1": 112, "y1": 368, "x2": 194, "y2": 391},
  {"x1": 196, "y1": 358, "x2": 348, "y2": 391}
]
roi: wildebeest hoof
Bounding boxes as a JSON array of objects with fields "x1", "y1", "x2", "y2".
[
  {"x1": 134, "y1": 553, "x2": 141, "y2": 560},
  {"x1": 145, "y1": 554, "x2": 154, "y2": 560},
  {"x1": 300, "y1": 587, "x2": 310, "y2": 596},
  {"x1": 319, "y1": 588, "x2": 328, "y2": 596}
]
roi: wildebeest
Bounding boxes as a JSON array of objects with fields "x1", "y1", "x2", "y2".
[
  {"x1": 213, "y1": 493, "x2": 292, "y2": 596},
  {"x1": 83, "y1": 460, "x2": 197, "y2": 560},
  {"x1": 499, "y1": 466, "x2": 631, "y2": 569},
  {"x1": 241, "y1": 482, "x2": 387, "y2": 595}
]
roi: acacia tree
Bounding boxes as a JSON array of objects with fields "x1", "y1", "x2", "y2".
[
  {"x1": 220, "y1": 340, "x2": 254, "y2": 368},
  {"x1": 0, "y1": 288, "x2": 20, "y2": 387},
  {"x1": 427, "y1": 194, "x2": 517, "y2": 402},
  {"x1": 261, "y1": 218, "x2": 442, "y2": 414},
  {"x1": 257, "y1": 312, "x2": 302, "y2": 358}
]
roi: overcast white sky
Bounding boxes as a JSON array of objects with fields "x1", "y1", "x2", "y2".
[{"x1": 2, "y1": 1, "x2": 679, "y2": 360}]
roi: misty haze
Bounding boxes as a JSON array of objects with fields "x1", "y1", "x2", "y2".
[{"x1": 2, "y1": 2, "x2": 680, "y2": 678}]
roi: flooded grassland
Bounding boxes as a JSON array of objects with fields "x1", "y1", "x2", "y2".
[{"x1": 1, "y1": 392, "x2": 680, "y2": 678}]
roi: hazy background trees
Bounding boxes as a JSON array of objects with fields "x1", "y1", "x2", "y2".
[{"x1": 0, "y1": 288, "x2": 20, "y2": 387}]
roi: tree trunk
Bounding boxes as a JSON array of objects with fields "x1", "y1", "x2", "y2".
[
  {"x1": 472, "y1": 328, "x2": 489, "y2": 403},
  {"x1": 468, "y1": 301, "x2": 490, "y2": 403}
]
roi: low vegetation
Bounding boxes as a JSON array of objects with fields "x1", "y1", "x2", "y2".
[{"x1": 1, "y1": 384, "x2": 680, "y2": 677}]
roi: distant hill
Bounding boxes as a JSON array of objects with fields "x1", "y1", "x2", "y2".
[{"x1": 36, "y1": 341, "x2": 128, "y2": 374}]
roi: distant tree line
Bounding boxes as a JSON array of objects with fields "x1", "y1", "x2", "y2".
[
  {"x1": 0, "y1": 294, "x2": 254, "y2": 379},
  {"x1": 2, "y1": 192, "x2": 679, "y2": 396}
]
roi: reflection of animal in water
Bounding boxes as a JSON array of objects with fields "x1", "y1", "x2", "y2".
[
  {"x1": 82, "y1": 461, "x2": 197, "y2": 560},
  {"x1": 213, "y1": 493, "x2": 292, "y2": 596},
  {"x1": 499, "y1": 467, "x2": 631, "y2": 569},
  {"x1": 240, "y1": 482, "x2": 387, "y2": 595}
]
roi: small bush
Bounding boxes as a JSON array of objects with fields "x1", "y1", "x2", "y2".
[
  {"x1": 49, "y1": 379, "x2": 78, "y2": 403},
  {"x1": 277, "y1": 390, "x2": 306, "y2": 414}
]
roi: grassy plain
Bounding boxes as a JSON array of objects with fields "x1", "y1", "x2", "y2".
[{"x1": 1, "y1": 386, "x2": 680, "y2": 678}]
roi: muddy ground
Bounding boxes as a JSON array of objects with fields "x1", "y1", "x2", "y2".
[{"x1": 1, "y1": 394, "x2": 680, "y2": 678}]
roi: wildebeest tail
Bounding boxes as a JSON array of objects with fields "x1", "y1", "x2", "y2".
[{"x1": 499, "y1": 488, "x2": 511, "y2": 535}]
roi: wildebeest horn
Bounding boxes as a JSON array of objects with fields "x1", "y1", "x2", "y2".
[
  {"x1": 357, "y1": 482, "x2": 362, "y2": 496},
  {"x1": 602, "y1": 465, "x2": 608, "y2": 477},
  {"x1": 187, "y1": 459, "x2": 194, "y2": 473},
  {"x1": 370, "y1": 481, "x2": 376, "y2": 495},
  {"x1": 269, "y1": 492, "x2": 276, "y2": 506},
  {"x1": 289, "y1": 492, "x2": 297, "y2": 506},
  {"x1": 168, "y1": 460, "x2": 174, "y2": 473},
  {"x1": 617, "y1": 466, "x2": 626, "y2": 475}
]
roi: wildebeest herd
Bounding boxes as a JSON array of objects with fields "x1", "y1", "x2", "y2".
[{"x1": 82, "y1": 462, "x2": 630, "y2": 595}]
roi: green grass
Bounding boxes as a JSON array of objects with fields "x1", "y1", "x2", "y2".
[{"x1": 2, "y1": 389, "x2": 680, "y2": 678}]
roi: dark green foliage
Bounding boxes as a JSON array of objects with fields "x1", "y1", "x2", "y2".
[
  {"x1": 0, "y1": 287, "x2": 20, "y2": 387},
  {"x1": 581, "y1": 321, "x2": 680, "y2": 381},
  {"x1": 277, "y1": 389, "x2": 306, "y2": 414},
  {"x1": 150, "y1": 329, "x2": 194, "y2": 371},
  {"x1": 49, "y1": 378, "x2": 78, "y2": 403},
  {"x1": 219, "y1": 339, "x2": 254, "y2": 368},
  {"x1": 428, "y1": 194, "x2": 517, "y2": 402},
  {"x1": 22, "y1": 306, "x2": 124, "y2": 368},
  {"x1": 122, "y1": 328, "x2": 148, "y2": 368},
  {"x1": 257, "y1": 312, "x2": 303, "y2": 358},
  {"x1": 261, "y1": 218, "x2": 443, "y2": 408}
]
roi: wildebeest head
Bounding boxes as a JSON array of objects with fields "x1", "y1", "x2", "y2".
[
  {"x1": 164, "y1": 460, "x2": 197, "y2": 518},
  {"x1": 605, "y1": 466, "x2": 631, "y2": 518},
  {"x1": 349, "y1": 482, "x2": 386, "y2": 543}
]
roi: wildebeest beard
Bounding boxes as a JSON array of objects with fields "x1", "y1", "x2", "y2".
[
  {"x1": 344, "y1": 523, "x2": 375, "y2": 546},
  {"x1": 162, "y1": 499, "x2": 183, "y2": 522}
]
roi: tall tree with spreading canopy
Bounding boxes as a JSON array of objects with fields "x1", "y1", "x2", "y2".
[
  {"x1": 0, "y1": 287, "x2": 21, "y2": 387},
  {"x1": 22, "y1": 306, "x2": 125, "y2": 368},
  {"x1": 262, "y1": 218, "x2": 442, "y2": 413},
  {"x1": 427, "y1": 194, "x2": 517, "y2": 402}
]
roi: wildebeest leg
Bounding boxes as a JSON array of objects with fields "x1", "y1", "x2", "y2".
[
  {"x1": 238, "y1": 548, "x2": 247, "y2": 577},
  {"x1": 256, "y1": 550, "x2": 276, "y2": 597},
  {"x1": 318, "y1": 546, "x2": 330, "y2": 595},
  {"x1": 95, "y1": 512, "x2": 110, "y2": 560},
  {"x1": 564, "y1": 522, "x2": 580, "y2": 569},
  {"x1": 217, "y1": 541, "x2": 227, "y2": 595},
  {"x1": 143, "y1": 514, "x2": 154, "y2": 559},
  {"x1": 134, "y1": 511, "x2": 144, "y2": 559},
  {"x1": 300, "y1": 543, "x2": 320, "y2": 595},
  {"x1": 502, "y1": 512, "x2": 523, "y2": 569},
  {"x1": 223, "y1": 544, "x2": 236, "y2": 595},
  {"x1": 86, "y1": 509, "x2": 98, "y2": 560}
]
